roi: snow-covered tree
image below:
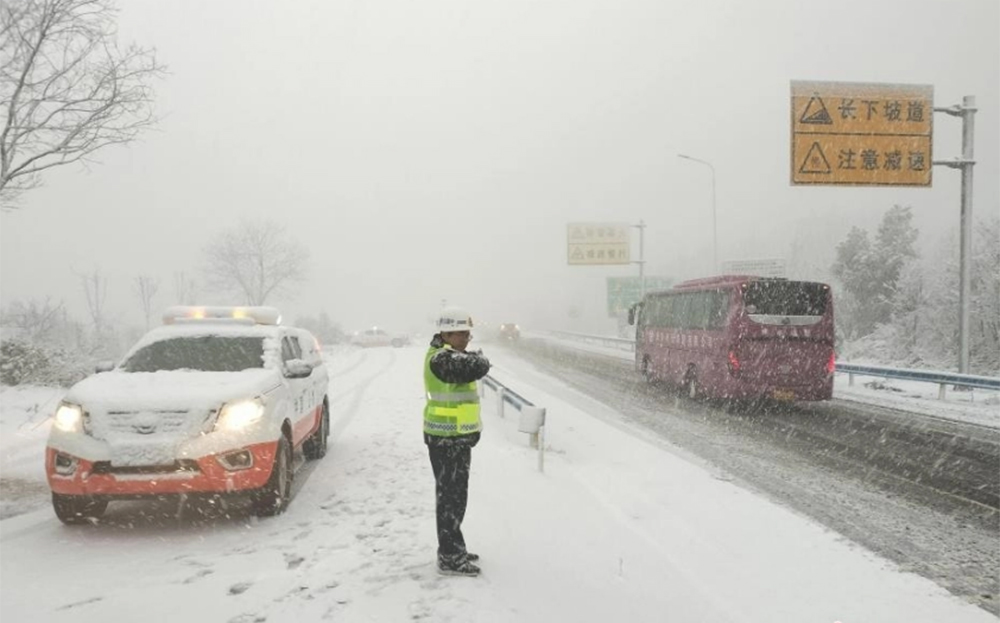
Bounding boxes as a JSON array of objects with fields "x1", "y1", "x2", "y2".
[
  {"x1": 831, "y1": 226, "x2": 874, "y2": 340},
  {"x1": 134, "y1": 274, "x2": 159, "y2": 330},
  {"x1": 832, "y1": 205, "x2": 919, "y2": 341},
  {"x1": 970, "y1": 216, "x2": 1000, "y2": 373},
  {"x1": 870, "y1": 205, "x2": 919, "y2": 325}
]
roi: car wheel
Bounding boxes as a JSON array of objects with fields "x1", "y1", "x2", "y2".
[
  {"x1": 303, "y1": 402, "x2": 329, "y2": 460},
  {"x1": 252, "y1": 435, "x2": 292, "y2": 516},
  {"x1": 52, "y1": 492, "x2": 108, "y2": 525}
]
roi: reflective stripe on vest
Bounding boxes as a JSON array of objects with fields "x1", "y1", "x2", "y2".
[
  {"x1": 423, "y1": 346, "x2": 482, "y2": 437},
  {"x1": 426, "y1": 391, "x2": 480, "y2": 402}
]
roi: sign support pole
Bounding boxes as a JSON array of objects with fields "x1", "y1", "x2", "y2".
[
  {"x1": 933, "y1": 95, "x2": 976, "y2": 374},
  {"x1": 633, "y1": 219, "x2": 646, "y2": 298}
]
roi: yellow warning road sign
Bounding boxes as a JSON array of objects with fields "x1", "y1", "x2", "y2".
[
  {"x1": 791, "y1": 81, "x2": 933, "y2": 186},
  {"x1": 567, "y1": 223, "x2": 631, "y2": 265}
]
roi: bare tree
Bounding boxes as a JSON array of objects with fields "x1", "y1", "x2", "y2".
[
  {"x1": 0, "y1": 0, "x2": 166, "y2": 207},
  {"x1": 172, "y1": 271, "x2": 198, "y2": 305},
  {"x1": 203, "y1": 220, "x2": 309, "y2": 306},
  {"x1": 133, "y1": 274, "x2": 158, "y2": 329},
  {"x1": 0, "y1": 297, "x2": 65, "y2": 343},
  {"x1": 79, "y1": 268, "x2": 107, "y2": 336}
]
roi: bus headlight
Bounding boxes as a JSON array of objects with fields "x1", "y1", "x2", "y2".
[
  {"x1": 54, "y1": 402, "x2": 85, "y2": 433},
  {"x1": 216, "y1": 398, "x2": 265, "y2": 431}
]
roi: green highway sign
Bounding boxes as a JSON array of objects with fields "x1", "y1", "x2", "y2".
[{"x1": 606, "y1": 276, "x2": 673, "y2": 317}]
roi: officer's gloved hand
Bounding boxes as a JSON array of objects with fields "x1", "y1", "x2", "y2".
[{"x1": 471, "y1": 349, "x2": 490, "y2": 368}]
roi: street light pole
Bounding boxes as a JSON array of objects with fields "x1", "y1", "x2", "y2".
[
  {"x1": 933, "y1": 95, "x2": 977, "y2": 374},
  {"x1": 632, "y1": 219, "x2": 646, "y2": 298},
  {"x1": 678, "y1": 153, "x2": 717, "y2": 273}
]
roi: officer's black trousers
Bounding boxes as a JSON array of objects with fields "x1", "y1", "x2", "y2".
[{"x1": 427, "y1": 444, "x2": 472, "y2": 558}]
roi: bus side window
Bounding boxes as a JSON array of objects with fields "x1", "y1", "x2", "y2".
[
  {"x1": 646, "y1": 297, "x2": 658, "y2": 327},
  {"x1": 660, "y1": 296, "x2": 672, "y2": 328},
  {"x1": 671, "y1": 294, "x2": 687, "y2": 330},
  {"x1": 707, "y1": 290, "x2": 729, "y2": 330}
]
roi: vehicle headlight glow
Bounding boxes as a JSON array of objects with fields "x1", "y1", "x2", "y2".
[
  {"x1": 216, "y1": 398, "x2": 265, "y2": 431},
  {"x1": 54, "y1": 403, "x2": 84, "y2": 433}
]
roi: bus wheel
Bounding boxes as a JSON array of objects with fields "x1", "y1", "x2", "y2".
[
  {"x1": 641, "y1": 357, "x2": 654, "y2": 383},
  {"x1": 684, "y1": 366, "x2": 698, "y2": 399}
]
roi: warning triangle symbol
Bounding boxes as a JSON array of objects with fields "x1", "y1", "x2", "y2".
[
  {"x1": 798, "y1": 141, "x2": 831, "y2": 174},
  {"x1": 800, "y1": 94, "x2": 833, "y2": 125}
]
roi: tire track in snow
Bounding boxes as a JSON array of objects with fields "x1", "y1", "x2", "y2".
[{"x1": 328, "y1": 349, "x2": 397, "y2": 443}]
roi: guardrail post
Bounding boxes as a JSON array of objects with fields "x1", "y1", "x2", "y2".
[
  {"x1": 938, "y1": 383, "x2": 947, "y2": 400},
  {"x1": 848, "y1": 372, "x2": 855, "y2": 387},
  {"x1": 497, "y1": 387, "x2": 505, "y2": 418},
  {"x1": 518, "y1": 406, "x2": 546, "y2": 473},
  {"x1": 538, "y1": 424, "x2": 545, "y2": 473}
]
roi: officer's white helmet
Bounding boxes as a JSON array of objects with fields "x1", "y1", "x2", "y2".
[{"x1": 436, "y1": 306, "x2": 474, "y2": 333}]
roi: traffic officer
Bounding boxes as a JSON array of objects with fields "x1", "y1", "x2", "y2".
[{"x1": 424, "y1": 306, "x2": 491, "y2": 576}]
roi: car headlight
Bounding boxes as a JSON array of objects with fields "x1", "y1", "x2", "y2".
[
  {"x1": 54, "y1": 402, "x2": 84, "y2": 433},
  {"x1": 216, "y1": 398, "x2": 265, "y2": 431}
]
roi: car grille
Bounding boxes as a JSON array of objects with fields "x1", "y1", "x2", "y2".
[
  {"x1": 92, "y1": 409, "x2": 196, "y2": 438},
  {"x1": 92, "y1": 460, "x2": 201, "y2": 475}
]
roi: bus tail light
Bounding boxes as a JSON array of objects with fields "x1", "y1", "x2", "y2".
[
  {"x1": 827, "y1": 351, "x2": 836, "y2": 375},
  {"x1": 727, "y1": 350, "x2": 741, "y2": 376}
]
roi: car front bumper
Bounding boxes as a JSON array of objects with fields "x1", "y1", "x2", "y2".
[{"x1": 45, "y1": 441, "x2": 279, "y2": 497}]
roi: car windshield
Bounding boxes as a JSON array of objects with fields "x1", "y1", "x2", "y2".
[
  {"x1": 744, "y1": 281, "x2": 827, "y2": 316},
  {"x1": 120, "y1": 336, "x2": 265, "y2": 372}
]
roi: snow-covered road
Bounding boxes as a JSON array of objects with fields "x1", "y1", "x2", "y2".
[{"x1": 1, "y1": 345, "x2": 995, "y2": 622}]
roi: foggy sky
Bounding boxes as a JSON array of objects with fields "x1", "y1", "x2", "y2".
[{"x1": 1, "y1": 0, "x2": 997, "y2": 336}]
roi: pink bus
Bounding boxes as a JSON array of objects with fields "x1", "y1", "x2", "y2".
[{"x1": 628, "y1": 276, "x2": 835, "y2": 402}]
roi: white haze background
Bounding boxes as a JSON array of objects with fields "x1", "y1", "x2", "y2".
[{"x1": 1, "y1": 0, "x2": 998, "y2": 337}]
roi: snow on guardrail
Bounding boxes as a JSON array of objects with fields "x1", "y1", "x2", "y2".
[{"x1": 479, "y1": 375, "x2": 546, "y2": 472}]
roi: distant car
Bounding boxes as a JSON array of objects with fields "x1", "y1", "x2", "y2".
[
  {"x1": 498, "y1": 323, "x2": 521, "y2": 341},
  {"x1": 45, "y1": 306, "x2": 330, "y2": 524},
  {"x1": 350, "y1": 327, "x2": 410, "y2": 348}
]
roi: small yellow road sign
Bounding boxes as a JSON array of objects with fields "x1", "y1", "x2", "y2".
[{"x1": 567, "y1": 223, "x2": 631, "y2": 265}]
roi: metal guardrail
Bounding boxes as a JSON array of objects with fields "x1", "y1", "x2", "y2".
[
  {"x1": 538, "y1": 330, "x2": 1000, "y2": 400},
  {"x1": 480, "y1": 375, "x2": 546, "y2": 472},
  {"x1": 543, "y1": 330, "x2": 636, "y2": 352},
  {"x1": 836, "y1": 362, "x2": 1000, "y2": 399}
]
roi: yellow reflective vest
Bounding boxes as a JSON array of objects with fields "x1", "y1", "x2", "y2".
[{"x1": 423, "y1": 345, "x2": 483, "y2": 437}]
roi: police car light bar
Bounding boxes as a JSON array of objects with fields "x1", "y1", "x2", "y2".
[{"x1": 162, "y1": 306, "x2": 282, "y2": 326}]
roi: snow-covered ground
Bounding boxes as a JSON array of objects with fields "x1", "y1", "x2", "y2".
[
  {"x1": 527, "y1": 332, "x2": 1000, "y2": 430},
  {"x1": 0, "y1": 344, "x2": 995, "y2": 622}
]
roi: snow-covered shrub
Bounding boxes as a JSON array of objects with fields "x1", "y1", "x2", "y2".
[{"x1": 0, "y1": 340, "x2": 91, "y2": 387}]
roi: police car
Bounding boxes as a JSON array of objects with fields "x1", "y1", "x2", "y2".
[{"x1": 45, "y1": 306, "x2": 330, "y2": 523}]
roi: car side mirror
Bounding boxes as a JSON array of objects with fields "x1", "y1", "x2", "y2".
[
  {"x1": 95, "y1": 360, "x2": 116, "y2": 373},
  {"x1": 285, "y1": 359, "x2": 313, "y2": 379}
]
